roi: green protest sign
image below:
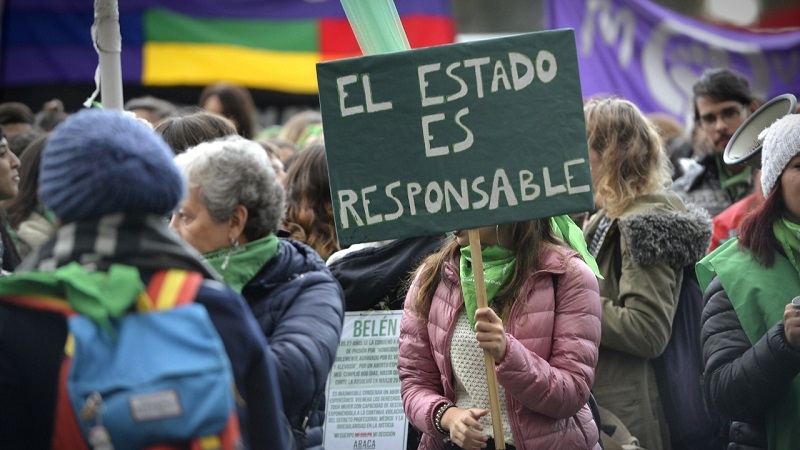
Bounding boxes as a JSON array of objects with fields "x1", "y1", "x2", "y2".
[{"x1": 317, "y1": 29, "x2": 593, "y2": 246}]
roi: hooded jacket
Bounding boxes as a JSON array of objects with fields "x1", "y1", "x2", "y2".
[
  {"x1": 242, "y1": 238, "x2": 345, "y2": 450},
  {"x1": 583, "y1": 191, "x2": 711, "y2": 450},
  {"x1": 399, "y1": 246, "x2": 602, "y2": 450}
]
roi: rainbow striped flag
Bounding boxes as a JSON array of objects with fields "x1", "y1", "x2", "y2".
[{"x1": 1, "y1": 0, "x2": 455, "y2": 94}]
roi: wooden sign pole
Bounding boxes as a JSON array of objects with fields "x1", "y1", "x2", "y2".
[{"x1": 467, "y1": 229, "x2": 506, "y2": 450}]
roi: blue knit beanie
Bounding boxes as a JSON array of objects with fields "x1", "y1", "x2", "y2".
[{"x1": 40, "y1": 109, "x2": 185, "y2": 223}]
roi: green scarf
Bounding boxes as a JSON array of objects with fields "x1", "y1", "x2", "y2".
[
  {"x1": 41, "y1": 207, "x2": 57, "y2": 225},
  {"x1": 460, "y1": 245, "x2": 515, "y2": 330},
  {"x1": 550, "y1": 215, "x2": 602, "y2": 279},
  {"x1": 716, "y1": 157, "x2": 753, "y2": 190},
  {"x1": 697, "y1": 238, "x2": 800, "y2": 450},
  {"x1": 204, "y1": 234, "x2": 280, "y2": 293},
  {"x1": 773, "y1": 218, "x2": 800, "y2": 275},
  {"x1": 0, "y1": 262, "x2": 144, "y2": 334}
]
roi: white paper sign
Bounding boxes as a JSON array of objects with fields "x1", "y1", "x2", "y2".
[{"x1": 323, "y1": 311, "x2": 408, "y2": 450}]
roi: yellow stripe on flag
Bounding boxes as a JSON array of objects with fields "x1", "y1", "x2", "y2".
[
  {"x1": 156, "y1": 270, "x2": 188, "y2": 310},
  {"x1": 143, "y1": 43, "x2": 321, "y2": 94},
  {"x1": 64, "y1": 333, "x2": 75, "y2": 357}
]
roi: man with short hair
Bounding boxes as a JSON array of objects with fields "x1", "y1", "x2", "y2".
[{"x1": 672, "y1": 68, "x2": 759, "y2": 217}]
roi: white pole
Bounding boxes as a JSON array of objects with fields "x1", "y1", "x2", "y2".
[{"x1": 94, "y1": 0, "x2": 123, "y2": 110}]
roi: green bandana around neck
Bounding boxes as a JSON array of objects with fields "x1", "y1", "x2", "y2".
[
  {"x1": 716, "y1": 156, "x2": 753, "y2": 190},
  {"x1": 0, "y1": 262, "x2": 144, "y2": 334},
  {"x1": 204, "y1": 233, "x2": 280, "y2": 293},
  {"x1": 460, "y1": 245, "x2": 515, "y2": 330},
  {"x1": 550, "y1": 215, "x2": 603, "y2": 279},
  {"x1": 695, "y1": 235, "x2": 800, "y2": 450},
  {"x1": 774, "y1": 218, "x2": 800, "y2": 275}
]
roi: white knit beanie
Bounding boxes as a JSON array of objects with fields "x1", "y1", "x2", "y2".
[{"x1": 761, "y1": 113, "x2": 800, "y2": 196}]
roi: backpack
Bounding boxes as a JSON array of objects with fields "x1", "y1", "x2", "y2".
[
  {"x1": 614, "y1": 240, "x2": 722, "y2": 450},
  {"x1": 651, "y1": 265, "x2": 723, "y2": 450},
  {"x1": 2, "y1": 269, "x2": 242, "y2": 450}
]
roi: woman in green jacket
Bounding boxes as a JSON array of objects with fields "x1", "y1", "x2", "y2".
[
  {"x1": 582, "y1": 97, "x2": 711, "y2": 450},
  {"x1": 698, "y1": 112, "x2": 800, "y2": 450}
]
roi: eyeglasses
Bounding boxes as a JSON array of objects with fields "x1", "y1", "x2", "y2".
[{"x1": 699, "y1": 104, "x2": 747, "y2": 128}]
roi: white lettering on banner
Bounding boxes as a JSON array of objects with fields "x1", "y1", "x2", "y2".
[
  {"x1": 417, "y1": 50, "x2": 555, "y2": 158},
  {"x1": 642, "y1": 19, "x2": 766, "y2": 116},
  {"x1": 336, "y1": 161, "x2": 590, "y2": 230},
  {"x1": 336, "y1": 75, "x2": 394, "y2": 117},
  {"x1": 337, "y1": 75, "x2": 365, "y2": 117},
  {"x1": 581, "y1": 0, "x2": 635, "y2": 68},
  {"x1": 421, "y1": 108, "x2": 474, "y2": 157},
  {"x1": 416, "y1": 52, "x2": 549, "y2": 108}
]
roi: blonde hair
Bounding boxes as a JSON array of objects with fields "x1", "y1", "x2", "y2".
[{"x1": 584, "y1": 97, "x2": 671, "y2": 217}]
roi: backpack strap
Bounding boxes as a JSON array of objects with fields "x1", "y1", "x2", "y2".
[
  {"x1": 0, "y1": 294, "x2": 75, "y2": 316},
  {"x1": 0, "y1": 270, "x2": 204, "y2": 315},
  {"x1": 52, "y1": 353, "x2": 90, "y2": 450},
  {"x1": 137, "y1": 269, "x2": 204, "y2": 312}
]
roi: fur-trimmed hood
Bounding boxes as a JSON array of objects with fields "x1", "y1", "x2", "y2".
[{"x1": 619, "y1": 201, "x2": 712, "y2": 267}]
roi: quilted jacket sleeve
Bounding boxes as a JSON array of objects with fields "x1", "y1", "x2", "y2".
[
  {"x1": 265, "y1": 271, "x2": 344, "y2": 421},
  {"x1": 496, "y1": 257, "x2": 602, "y2": 419},
  {"x1": 701, "y1": 276, "x2": 800, "y2": 420},
  {"x1": 198, "y1": 281, "x2": 292, "y2": 450},
  {"x1": 398, "y1": 273, "x2": 450, "y2": 438}
]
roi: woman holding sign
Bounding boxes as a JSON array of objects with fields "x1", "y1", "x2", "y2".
[
  {"x1": 398, "y1": 219, "x2": 603, "y2": 449},
  {"x1": 583, "y1": 97, "x2": 712, "y2": 450}
]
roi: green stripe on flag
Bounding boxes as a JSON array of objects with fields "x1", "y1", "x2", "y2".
[{"x1": 145, "y1": 9, "x2": 318, "y2": 52}]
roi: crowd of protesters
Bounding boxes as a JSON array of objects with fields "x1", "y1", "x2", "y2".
[{"x1": 0, "y1": 64, "x2": 798, "y2": 450}]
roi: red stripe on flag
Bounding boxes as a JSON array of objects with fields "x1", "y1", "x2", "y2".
[
  {"x1": 319, "y1": 15, "x2": 455, "y2": 58},
  {"x1": 403, "y1": 16, "x2": 456, "y2": 49},
  {"x1": 319, "y1": 19, "x2": 361, "y2": 55}
]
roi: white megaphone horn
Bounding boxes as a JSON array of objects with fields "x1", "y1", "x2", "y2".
[
  {"x1": 722, "y1": 94, "x2": 797, "y2": 169},
  {"x1": 723, "y1": 93, "x2": 797, "y2": 169}
]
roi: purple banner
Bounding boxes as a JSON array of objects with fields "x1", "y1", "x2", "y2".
[
  {"x1": 545, "y1": 0, "x2": 800, "y2": 121},
  {"x1": 6, "y1": 0, "x2": 450, "y2": 20}
]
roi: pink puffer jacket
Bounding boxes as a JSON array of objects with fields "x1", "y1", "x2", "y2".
[{"x1": 398, "y1": 247, "x2": 602, "y2": 450}]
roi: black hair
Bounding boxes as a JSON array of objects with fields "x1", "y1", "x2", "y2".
[{"x1": 692, "y1": 68, "x2": 754, "y2": 123}]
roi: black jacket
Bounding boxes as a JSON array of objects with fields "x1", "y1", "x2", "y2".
[
  {"x1": 701, "y1": 276, "x2": 800, "y2": 449},
  {"x1": 328, "y1": 235, "x2": 445, "y2": 311}
]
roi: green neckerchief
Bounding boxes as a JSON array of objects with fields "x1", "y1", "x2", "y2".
[
  {"x1": 696, "y1": 237, "x2": 800, "y2": 450},
  {"x1": 0, "y1": 262, "x2": 144, "y2": 334},
  {"x1": 6, "y1": 222, "x2": 18, "y2": 246},
  {"x1": 716, "y1": 157, "x2": 752, "y2": 190},
  {"x1": 460, "y1": 245, "x2": 515, "y2": 330},
  {"x1": 550, "y1": 215, "x2": 602, "y2": 279},
  {"x1": 774, "y1": 218, "x2": 800, "y2": 276},
  {"x1": 204, "y1": 234, "x2": 280, "y2": 293},
  {"x1": 41, "y1": 206, "x2": 57, "y2": 225}
]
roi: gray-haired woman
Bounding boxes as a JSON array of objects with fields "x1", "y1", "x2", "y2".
[{"x1": 171, "y1": 137, "x2": 345, "y2": 450}]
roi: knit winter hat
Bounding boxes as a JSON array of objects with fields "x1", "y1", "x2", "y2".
[
  {"x1": 40, "y1": 109, "x2": 185, "y2": 223},
  {"x1": 761, "y1": 113, "x2": 800, "y2": 196}
]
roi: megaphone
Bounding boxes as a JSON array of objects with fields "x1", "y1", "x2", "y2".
[{"x1": 723, "y1": 93, "x2": 797, "y2": 169}]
